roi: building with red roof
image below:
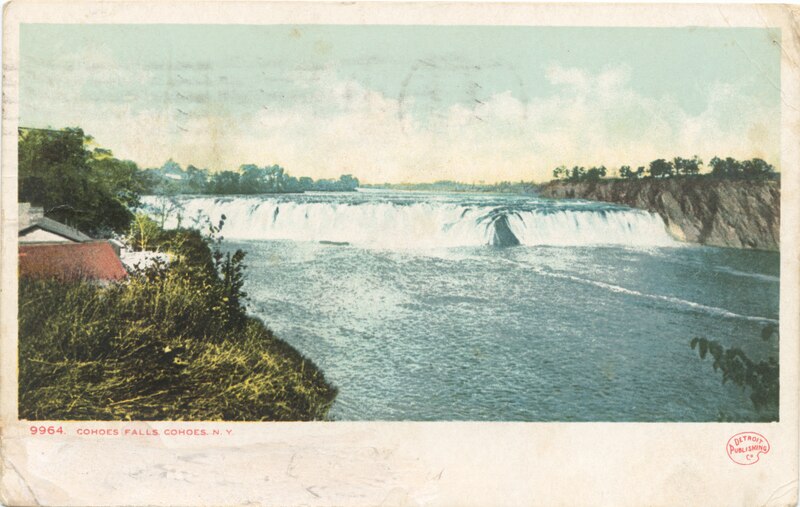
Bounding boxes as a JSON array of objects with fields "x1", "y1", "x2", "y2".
[
  {"x1": 17, "y1": 202, "x2": 128, "y2": 282},
  {"x1": 19, "y1": 241, "x2": 128, "y2": 282}
]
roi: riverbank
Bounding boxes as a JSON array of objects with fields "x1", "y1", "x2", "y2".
[
  {"x1": 18, "y1": 228, "x2": 337, "y2": 421},
  {"x1": 538, "y1": 178, "x2": 780, "y2": 251}
]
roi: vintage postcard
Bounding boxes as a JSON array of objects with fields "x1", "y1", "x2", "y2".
[{"x1": 1, "y1": 1, "x2": 798, "y2": 505}]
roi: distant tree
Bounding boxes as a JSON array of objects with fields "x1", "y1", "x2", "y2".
[
  {"x1": 709, "y1": 157, "x2": 741, "y2": 178},
  {"x1": 185, "y1": 165, "x2": 209, "y2": 193},
  {"x1": 741, "y1": 158, "x2": 776, "y2": 180},
  {"x1": 209, "y1": 171, "x2": 241, "y2": 194},
  {"x1": 236, "y1": 164, "x2": 293, "y2": 193},
  {"x1": 648, "y1": 158, "x2": 675, "y2": 178},
  {"x1": 338, "y1": 174, "x2": 360, "y2": 191},
  {"x1": 138, "y1": 168, "x2": 165, "y2": 193},
  {"x1": 298, "y1": 176, "x2": 314, "y2": 191},
  {"x1": 709, "y1": 156, "x2": 777, "y2": 180},
  {"x1": 673, "y1": 156, "x2": 702, "y2": 176},
  {"x1": 161, "y1": 159, "x2": 182, "y2": 174},
  {"x1": 265, "y1": 165, "x2": 287, "y2": 192},
  {"x1": 551, "y1": 165, "x2": 609, "y2": 183},
  {"x1": 618, "y1": 165, "x2": 635, "y2": 179},
  {"x1": 564, "y1": 166, "x2": 586, "y2": 183},
  {"x1": 583, "y1": 166, "x2": 607, "y2": 182},
  {"x1": 283, "y1": 175, "x2": 301, "y2": 192},
  {"x1": 239, "y1": 164, "x2": 267, "y2": 193}
]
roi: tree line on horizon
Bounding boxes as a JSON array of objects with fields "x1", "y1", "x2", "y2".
[
  {"x1": 142, "y1": 159, "x2": 359, "y2": 195},
  {"x1": 552, "y1": 156, "x2": 777, "y2": 183}
]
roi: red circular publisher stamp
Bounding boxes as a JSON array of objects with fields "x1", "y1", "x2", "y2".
[{"x1": 726, "y1": 432, "x2": 770, "y2": 465}]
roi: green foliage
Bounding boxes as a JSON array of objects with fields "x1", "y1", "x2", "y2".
[
  {"x1": 690, "y1": 325, "x2": 778, "y2": 420},
  {"x1": 648, "y1": 158, "x2": 675, "y2": 178},
  {"x1": 673, "y1": 156, "x2": 702, "y2": 176},
  {"x1": 127, "y1": 213, "x2": 163, "y2": 251},
  {"x1": 212, "y1": 249, "x2": 249, "y2": 330},
  {"x1": 185, "y1": 165, "x2": 210, "y2": 193},
  {"x1": 709, "y1": 157, "x2": 775, "y2": 180},
  {"x1": 551, "y1": 165, "x2": 607, "y2": 183},
  {"x1": 208, "y1": 170, "x2": 242, "y2": 194},
  {"x1": 551, "y1": 155, "x2": 775, "y2": 183},
  {"x1": 142, "y1": 159, "x2": 360, "y2": 195},
  {"x1": 619, "y1": 165, "x2": 647, "y2": 180},
  {"x1": 18, "y1": 235, "x2": 337, "y2": 421},
  {"x1": 18, "y1": 127, "x2": 145, "y2": 235},
  {"x1": 17, "y1": 126, "x2": 341, "y2": 421},
  {"x1": 584, "y1": 166, "x2": 607, "y2": 182}
]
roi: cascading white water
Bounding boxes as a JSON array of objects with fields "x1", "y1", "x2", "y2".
[
  {"x1": 141, "y1": 195, "x2": 677, "y2": 249},
  {"x1": 506, "y1": 209, "x2": 676, "y2": 247}
]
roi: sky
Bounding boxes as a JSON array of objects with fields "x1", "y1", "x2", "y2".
[{"x1": 20, "y1": 24, "x2": 781, "y2": 183}]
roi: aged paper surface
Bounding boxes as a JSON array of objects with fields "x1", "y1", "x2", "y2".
[{"x1": 1, "y1": 2, "x2": 799, "y2": 506}]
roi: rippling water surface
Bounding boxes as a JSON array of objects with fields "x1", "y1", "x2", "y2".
[{"x1": 145, "y1": 190, "x2": 780, "y2": 421}]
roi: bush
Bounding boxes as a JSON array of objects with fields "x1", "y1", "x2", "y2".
[{"x1": 127, "y1": 213, "x2": 163, "y2": 251}]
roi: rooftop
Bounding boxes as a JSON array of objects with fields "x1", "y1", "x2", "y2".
[
  {"x1": 19, "y1": 241, "x2": 128, "y2": 282},
  {"x1": 19, "y1": 216, "x2": 93, "y2": 243}
]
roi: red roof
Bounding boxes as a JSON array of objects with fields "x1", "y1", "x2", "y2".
[{"x1": 19, "y1": 241, "x2": 127, "y2": 282}]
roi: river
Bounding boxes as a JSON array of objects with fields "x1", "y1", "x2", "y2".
[{"x1": 143, "y1": 190, "x2": 780, "y2": 421}]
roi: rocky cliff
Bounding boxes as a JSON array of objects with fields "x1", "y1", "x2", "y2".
[{"x1": 538, "y1": 178, "x2": 780, "y2": 251}]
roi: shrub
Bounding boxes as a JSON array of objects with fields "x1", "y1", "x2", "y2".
[{"x1": 127, "y1": 213, "x2": 163, "y2": 251}]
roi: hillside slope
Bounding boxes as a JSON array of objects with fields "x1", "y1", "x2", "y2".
[{"x1": 538, "y1": 178, "x2": 780, "y2": 251}]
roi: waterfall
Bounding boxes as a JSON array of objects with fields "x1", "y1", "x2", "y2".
[{"x1": 141, "y1": 195, "x2": 677, "y2": 249}]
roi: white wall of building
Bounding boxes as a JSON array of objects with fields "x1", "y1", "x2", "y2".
[{"x1": 19, "y1": 229, "x2": 71, "y2": 243}]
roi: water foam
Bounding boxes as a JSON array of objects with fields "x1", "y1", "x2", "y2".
[
  {"x1": 142, "y1": 195, "x2": 678, "y2": 249},
  {"x1": 714, "y1": 266, "x2": 780, "y2": 283}
]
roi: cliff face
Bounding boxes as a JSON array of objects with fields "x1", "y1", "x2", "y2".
[{"x1": 538, "y1": 178, "x2": 780, "y2": 251}]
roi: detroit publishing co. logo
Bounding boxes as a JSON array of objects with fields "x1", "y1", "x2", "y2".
[{"x1": 726, "y1": 432, "x2": 771, "y2": 465}]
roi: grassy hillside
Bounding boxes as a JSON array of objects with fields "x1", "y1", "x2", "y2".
[{"x1": 18, "y1": 229, "x2": 337, "y2": 421}]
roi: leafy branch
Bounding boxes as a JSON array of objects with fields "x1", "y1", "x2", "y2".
[{"x1": 690, "y1": 323, "x2": 778, "y2": 414}]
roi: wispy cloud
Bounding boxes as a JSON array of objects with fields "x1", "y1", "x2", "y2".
[{"x1": 23, "y1": 62, "x2": 779, "y2": 182}]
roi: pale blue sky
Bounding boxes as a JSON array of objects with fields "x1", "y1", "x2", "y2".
[{"x1": 20, "y1": 24, "x2": 781, "y2": 182}]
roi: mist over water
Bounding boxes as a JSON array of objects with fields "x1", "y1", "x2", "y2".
[{"x1": 143, "y1": 191, "x2": 780, "y2": 421}]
